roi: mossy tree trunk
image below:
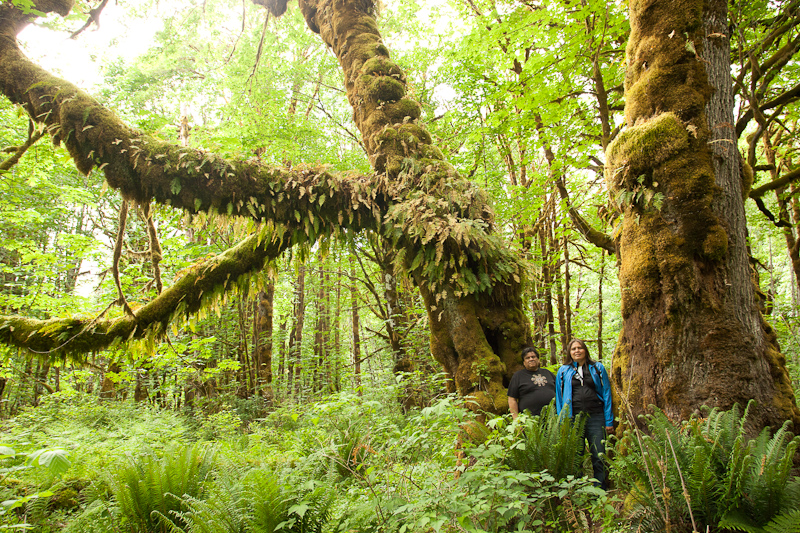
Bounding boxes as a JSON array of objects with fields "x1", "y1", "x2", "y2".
[
  {"x1": 295, "y1": 0, "x2": 531, "y2": 413},
  {"x1": 605, "y1": 0, "x2": 800, "y2": 429},
  {"x1": 255, "y1": 282, "x2": 275, "y2": 399}
]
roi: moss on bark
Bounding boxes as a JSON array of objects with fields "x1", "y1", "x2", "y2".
[{"x1": 608, "y1": 0, "x2": 800, "y2": 430}]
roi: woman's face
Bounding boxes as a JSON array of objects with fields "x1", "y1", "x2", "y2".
[{"x1": 569, "y1": 342, "x2": 587, "y2": 366}]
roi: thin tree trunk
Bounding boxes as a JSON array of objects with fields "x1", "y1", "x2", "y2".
[
  {"x1": 100, "y1": 361, "x2": 121, "y2": 400},
  {"x1": 313, "y1": 264, "x2": 328, "y2": 392},
  {"x1": 540, "y1": 222, "x2": 558, "y2": 364},
  {"x1": 350, "y1": 256, "x2": 362, "y2": 393},
  {"x1": 597, "y1": 252, "x2": 605, "y2": 361},
  {"x1": 563, "y1": 233, "x2": 572, "y2": 342},
  {"x1": 255, "y1": 281, "x2": 275, "y2": 399},
  {"x1": 332, "y1": 263, "x2": 341, "y2": 392},
  {"x1": 287, "y1": 267, "x2": 306, "y2": 398}
]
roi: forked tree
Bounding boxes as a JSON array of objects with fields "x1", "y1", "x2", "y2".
[{"x1": 0, "y1": 0, "x2": 798, "y2": 429}]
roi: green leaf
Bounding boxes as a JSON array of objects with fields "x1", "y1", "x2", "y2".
[
  {"x1": 0, "y1": 446, "x2": 15, "y2": 457},
  {"x1": 28, "y1": 448, "x2": 71, "y2": 476}
]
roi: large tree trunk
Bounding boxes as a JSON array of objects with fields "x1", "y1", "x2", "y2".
[
  {"x1": 606, "y1": 0, "x2": 800, "y2": 429},
  {"x1": 295, "y1": 0, "x2": 531, "y2": 413}
]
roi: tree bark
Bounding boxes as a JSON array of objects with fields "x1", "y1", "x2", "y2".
[
  {"x1": 312, "y1": 264, "x2": 328, "y2": 392},
  {"x1": 287, "y1": 267, "x2": 306, "y2": 398},
  {"x1": 606, "y1": 0, "x2": 800, "y2": 429},
  {"x1": 349, "y1": 256, "x2": 362, "y2": 393},
  {"x1": 255, "y1": 282, "x2": 275, "y2": 399}
]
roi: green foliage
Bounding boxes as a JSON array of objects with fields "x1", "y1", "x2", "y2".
[
  {"x1": 106, "y1": 442, "x2": 217, "y2": 532},
  {"x1": 181, "y1": 469, "x2": 333, "y2": 533},
  {"x1": 331, "y1": 421, "x2": 373, "y2": 478},
  {"x1": 199, "y1": 408, "x2": 244, "y2": 441},
  {"x1": 0, "y1": 445, "x2": 71, "y2": 530},
  {"x1": 612, "y1": 401, "x2": 800, "y2": 533},
  {"x1": 494, "y1": 403, "x2": 587, "y2": 480}
]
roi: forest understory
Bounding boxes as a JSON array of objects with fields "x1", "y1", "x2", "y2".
[{"x1": 3, "y1": 0, "x2": 800, "y2": 530}]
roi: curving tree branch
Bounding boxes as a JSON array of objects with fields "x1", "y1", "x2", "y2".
[
  {"x1": 749, "y1": 166, "x2": 800, "y2": 199},
  {"x1": 0, "y1": 121, "x2": 45, "y2": 172},
  {"x1": 0, "y1": 0, "x2": 531, "y2": 414},
  {"x1": 0, "y1": 224, "x2": 292, "y2": 356}
]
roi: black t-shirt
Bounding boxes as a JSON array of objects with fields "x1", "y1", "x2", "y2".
[
  {"x1": 571, "y1": 367, "x2": 604, "y2": 415},
  {"x1": 507, "y1": 368, "x2": 556, "y2": 416}
]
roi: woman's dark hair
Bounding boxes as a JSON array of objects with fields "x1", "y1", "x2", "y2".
[
  {"x1": 562, "y1": 338, "x2": 595, "y2": 365},
  {"x1": 521, "y1": 346, "x2": 540, "y2": 363}
]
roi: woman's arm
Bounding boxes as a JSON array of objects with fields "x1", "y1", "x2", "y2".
[
  {"x1": 597, "y1": 363, "x2": 614, "y2": 429},
  {"x1": 555, "y1": 367, "x2": 565, "y2": 414}
]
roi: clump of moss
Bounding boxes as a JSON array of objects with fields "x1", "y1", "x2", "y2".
[
  {"x1": 619, "y1": 222, "x2": 661, "y2": 314},
  {"x1": 606, "y1": 112, "x2": 689, "y2": 185},
  {"x1": 702, "y1": 224, "x2": 728, "y2": 261},
  {"x1": 398, "y1": 123, "x2": 431, "y2": 144},
  {"x1": 625, "y1": 67, "x2": 709, "y2": 125},
  {"x1": 741, "y1": 160, "x2": 754, "y2": 198},
  {"x1": 361, "y1": 56, "x2": 404, "y2": 78},
  {"x1": 382, "y1": 98, "x2": 422, "y2": 123},
  {"x1": 362, "y1": 75, "x2": 405, "y2": 102}
]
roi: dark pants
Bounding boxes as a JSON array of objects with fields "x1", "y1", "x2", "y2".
[{"x1": 582, "y1": 412, "x2": 608, "y2": 489}]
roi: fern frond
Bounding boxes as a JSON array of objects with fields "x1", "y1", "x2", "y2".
[
  {"x1": 718, "y1": 508, "x2": 762, "y2": 532},
  {"x1": 761, "y1": 508, "x2": 800, "y2": 533}
]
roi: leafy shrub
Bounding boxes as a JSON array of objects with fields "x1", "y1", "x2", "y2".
[
  {"x1": 0, "y1": 445, "x2": 73, "y2": 530},
  {"x1": 199, "y1": 408, "x2": 244, "y2": 441},
  {"x1": 612, "y1": 401, "x2": 800, "y2": 533}
]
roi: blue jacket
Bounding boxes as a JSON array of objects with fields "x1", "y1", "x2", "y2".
[{"x1": 555, "y1": 361, "x2": 614, "y2": 427}]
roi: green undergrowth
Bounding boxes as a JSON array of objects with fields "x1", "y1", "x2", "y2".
[
  {"x1": 1, "y1": 391, "x2": 798, "y2": 532},
  {"x1": 612, "y1": 401, "x2": 800, "y2": 533}
]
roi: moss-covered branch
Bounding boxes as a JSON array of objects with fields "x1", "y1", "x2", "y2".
[
  {"x1": 0, "y1": 6, "x2": 381, "y2": 230},
  {"x1": 749, "y1": 166, "x2": 800, "y2": 198},
  {"x1": 295, "y1": 0, "x2": 531, "y2": 414},
  {"x1": 0, "y1": 224, "x2": 291, "y2": 356},
  {"x1": 0, "y1": 0, "x2": 524, "y2": 306}
]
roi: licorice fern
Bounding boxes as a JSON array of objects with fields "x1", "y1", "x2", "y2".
[{"x1": 180, "y1": 466, "x2": 333, "y2": 533}]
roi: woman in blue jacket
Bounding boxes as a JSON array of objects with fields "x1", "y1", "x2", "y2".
[{"x1": 555, "y1": 338, "x2": 614, "y2": 489}]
